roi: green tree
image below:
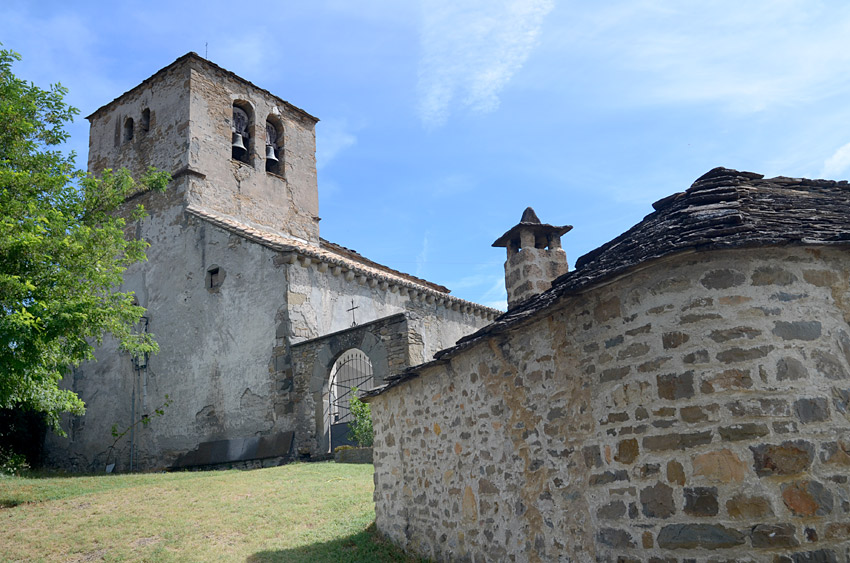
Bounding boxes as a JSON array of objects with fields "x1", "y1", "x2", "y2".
[
  {"x1": 347, "y1": 390, "x2": 373, "y2": 448},
  {"x1": 0, "y1": 47, "x2": 169, "y2": 432}
]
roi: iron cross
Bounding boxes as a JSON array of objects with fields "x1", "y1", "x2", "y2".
[{"x1": 347, "y1": 300, "x2": 359, "y2": 327}]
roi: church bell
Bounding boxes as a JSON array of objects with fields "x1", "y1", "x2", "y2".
[
  {"x1": 265, "y1": 145, "x2": 279, "y2": 162},
  {"x1": 231, "y1": 132, "x2": 247, "y2": 155}
]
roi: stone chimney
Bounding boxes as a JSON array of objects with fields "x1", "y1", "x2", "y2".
[{"x1": 493, "y1": 207, "x2": 572, "y2": 309}]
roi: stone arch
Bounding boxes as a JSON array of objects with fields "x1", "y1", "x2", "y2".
[
  {"x1": 264, "y1": 114, "x2": 284, "y2": 175},
  {"x1": 231, "y1": 100, "x2": 253, "y2": 165},
  {"x1": 309, "y1": 330, "x2": 389, "y2": 454}
]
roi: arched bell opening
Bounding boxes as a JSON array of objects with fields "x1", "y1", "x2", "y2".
[
  {"x1": 265, "y1": 116, "x2": 284, "y2": 175},
  {"x1": 231, "y1": 101, "x2": 253, "y2": 165}
]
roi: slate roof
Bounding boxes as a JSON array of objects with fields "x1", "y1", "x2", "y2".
[
  {"x1": 364, "y1": 167, "x2": 850, "y2": 399},
  {"x1": 185, "y1": 205, "x2": 501, "y2": 316},
  {"x1": 492, "y1": 206, "x2": 572, "y2": 248}
]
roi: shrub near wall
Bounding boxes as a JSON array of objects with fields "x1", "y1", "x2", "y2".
[{"x1": 371, "y1": 247, "x2": 850, "y2": 562}]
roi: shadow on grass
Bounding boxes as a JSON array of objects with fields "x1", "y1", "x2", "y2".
[{"x1": 247, "y1": 523, "x2": 429, "y2": 563}]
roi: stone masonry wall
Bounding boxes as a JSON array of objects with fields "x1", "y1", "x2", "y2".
[
  {"x1": 185, "y1": 59, "x2": 320, "y2": 243},
  {"x1": 371, "y1": 246, "x2": 850, "y2": 562},
  {"x1": 289, "y1": 314, "x2": 416, "y2": 456}
]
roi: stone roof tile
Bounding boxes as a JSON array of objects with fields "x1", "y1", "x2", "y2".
[
  {"x1": 185, "y1": 205, "x2": 501, "y2": 317},
  {"x1": 364, "y1": 167, "x2": 850, "y2": 399}
]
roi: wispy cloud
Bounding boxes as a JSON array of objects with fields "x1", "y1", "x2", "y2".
[
  {"x1": 561, "y1": 0, "x2": 850, "y2": 112},
  {"x1": 417, "y1": 0, "x2": 554, "y2": 128},
  {"x1": 316, "y1": 119, "x2": 358, "y2": 169},
  {"x1": 416, "y1": 234, "x2": 430, "y2": 277},
  {"x1": 821, "y1": 141, "x2": 850, "y2": 179}
]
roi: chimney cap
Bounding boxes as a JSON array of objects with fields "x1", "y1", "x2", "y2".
[{"x1": 492, "y1": 207, "x2": 572, "y2": 247}]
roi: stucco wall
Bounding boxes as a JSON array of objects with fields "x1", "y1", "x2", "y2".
[
  {"x1": 44, "y1": 208, "x2": 494, "y2": 471},
  {"x1": 87, "y1": 62, "x2": 191, "y2": 179},
  {"x1": 371, "y1": 246, "x2": 850, "y2": 562},
  {"x1": 44, "y1": 205, "x2": 291, "y2": 471}
]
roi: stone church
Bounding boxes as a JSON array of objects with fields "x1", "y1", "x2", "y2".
[{"x1": 43, "y1": 53, "x2": 498, "y2": 472}]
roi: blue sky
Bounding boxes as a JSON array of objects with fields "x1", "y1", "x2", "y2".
[{"x1": 4, "y1": 0, "x2": 850, "y2": 310}]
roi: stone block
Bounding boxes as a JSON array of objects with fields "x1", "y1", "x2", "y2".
[
  {"x1": 656, "y1": 524, "x2": 745, "y2": 549},
  {"x1": 824, "y1": 522, "x2": 850, "y2": 540},
  {"x1": 663, "y1": 331, "x2": 690, "y2": 349},
  {"x1": 781, "y1": 480, "x2": 834, "y2": 517},
  {"x1": 615, "y1": 439, "x2": 639, "y2": 464},
  {"x1": 601, "y1": 366, "x2": 631, "y2": 383},
  {"x1": 657, "y1": 372, "x2": 695, "y2": 400},
  {"x1": 684, "y1": 487, "x2": 719, "y2": 516},
  {"x1": 812, "y1": 350, "x2": 849, "y2": 380},
  {"x1": 590, "y1": 470, "x2": 629, "y2": 486},
  {"x1": 619, "y1": 342, "x2": 651, "y2": 360},
  {"x1": 644, "y1": 431, "x2": 712, "y2": 451},
  {"x1": 777, "y1": 357, "x2": 809, "y2": 381},
  {"x1": 773, "y1": 321, "x2": 822, "y2": 341},
  {"x1": 639, "y1": 356, "x2": 672, "y2": 372},
  {"x1": 728, "y1": 398, "x2": 790, "y2": 417},
  {"x1": 726, "y1": 494, "x2": 774, "y2": 519},
  {"x1": 750, "y1": 523, "x2": 799, "y2": 548},
  {"x1": 709, "y1": 326, "x2": 761, "y2": 343},
  {"x1": 667, "y1": 460, "x2": 686, "y2": 485},
  {"x1": 793, "y1": 398, "x2": 830, "y2": 423},
  {"x1": 597, "y1": 500, "x2": 627, "y2": 520},
  {"x1": 681, "y1": 313, "x2": 723, "y2": 324},
  {"x1": 605, "y1": 335, "x2": 624, "y2": 348},
  {"x1": 640, "y1": 482, "x2": 676, "y2": 518},
  {"x1": 719, "y1": 423, "x2": 769, "y2": 442},
  {"x1": 752, "y1": 266, "x2": 797, "y2": 286},
  {"x1": 693, "y1": 449, "x2": 746, "y2": 483},
  {"x1": 751, "y1": 441, "x2": 815, "y2": 477},
  {"x1": 717, "y1": 346, "x2": 773, "y2": 363},
  {"x1": 683, "y1": 350, "x2": 710, "y2": 364},
  {"x1": 702, "y1": 369, "x2": 753, "y2": 393},
  {"x1": 596, "y1": 528, "x2": 635, "y2": 548},
  {"x1": 680, "y1": 405, "x2": 711, "y2": 423},
  {"x1": 583, "y1": 445, "x2": 602, "y2": 469},
  {"x1": 701, "y1": 269, "x2": 746, "y2": 289}
]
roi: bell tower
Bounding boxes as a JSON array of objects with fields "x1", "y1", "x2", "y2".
[
  {"x1": 493, "y1": 207, "x2": 572, "y2": 309},
  {"x1": 86, "y1": 53, "x2": 320, "y2": 244}
]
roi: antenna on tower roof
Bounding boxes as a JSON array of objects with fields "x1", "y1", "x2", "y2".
[{"x1": 205, "y1": 42, "x2": 208, "y2": 59}]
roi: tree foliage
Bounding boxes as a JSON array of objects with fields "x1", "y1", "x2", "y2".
[
  {"x1": 0, "y1": 47, "x2": 169, "y2": 431},
  {"x1": 347, "y1": 390, "x2": 373, "y2": 448}
]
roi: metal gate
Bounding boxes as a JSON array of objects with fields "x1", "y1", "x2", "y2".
[{"x1": 327, "y1": 349, "x2": 373, "y2": 451}]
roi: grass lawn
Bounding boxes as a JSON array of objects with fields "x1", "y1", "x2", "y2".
[{"x1": 0, "y1": 462, "x2": 423, "y2": 562}]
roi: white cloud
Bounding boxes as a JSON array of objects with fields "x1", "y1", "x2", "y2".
[
  {"x1": 316, "y1": 119, "x2": 358, "y2": 169},
  {"x1": 558, "y1": 0, "x2": 850, "y2": 112},
  {"x1": 416, "y1": 234, "x2": 430, "y2": 277},
  {"x1": 821, "y1": 141, "x2": 850, "y2": 179},
  {"x1": 417, "y1": 0, "x2": 554, "y2": 128}
]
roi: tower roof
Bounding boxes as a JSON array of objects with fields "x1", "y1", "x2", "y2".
[
  {"x1": 492, "y1": 206, "x2": 573, "y2": 247},
  {"x1": 86, "y1": 52, "x2": 318, "y2": 124}
]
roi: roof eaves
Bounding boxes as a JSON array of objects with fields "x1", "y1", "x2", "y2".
[
  {"x1": 184, "y1": 205, "x2": 502, "y2": 319},
  {"x1": 86, "y1": 52, "x2": 318, "y2": 124}
]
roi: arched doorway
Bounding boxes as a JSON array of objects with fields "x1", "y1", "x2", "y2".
[{"x1": 324, "y1": 348, "x2": 373, "y2": 452}]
